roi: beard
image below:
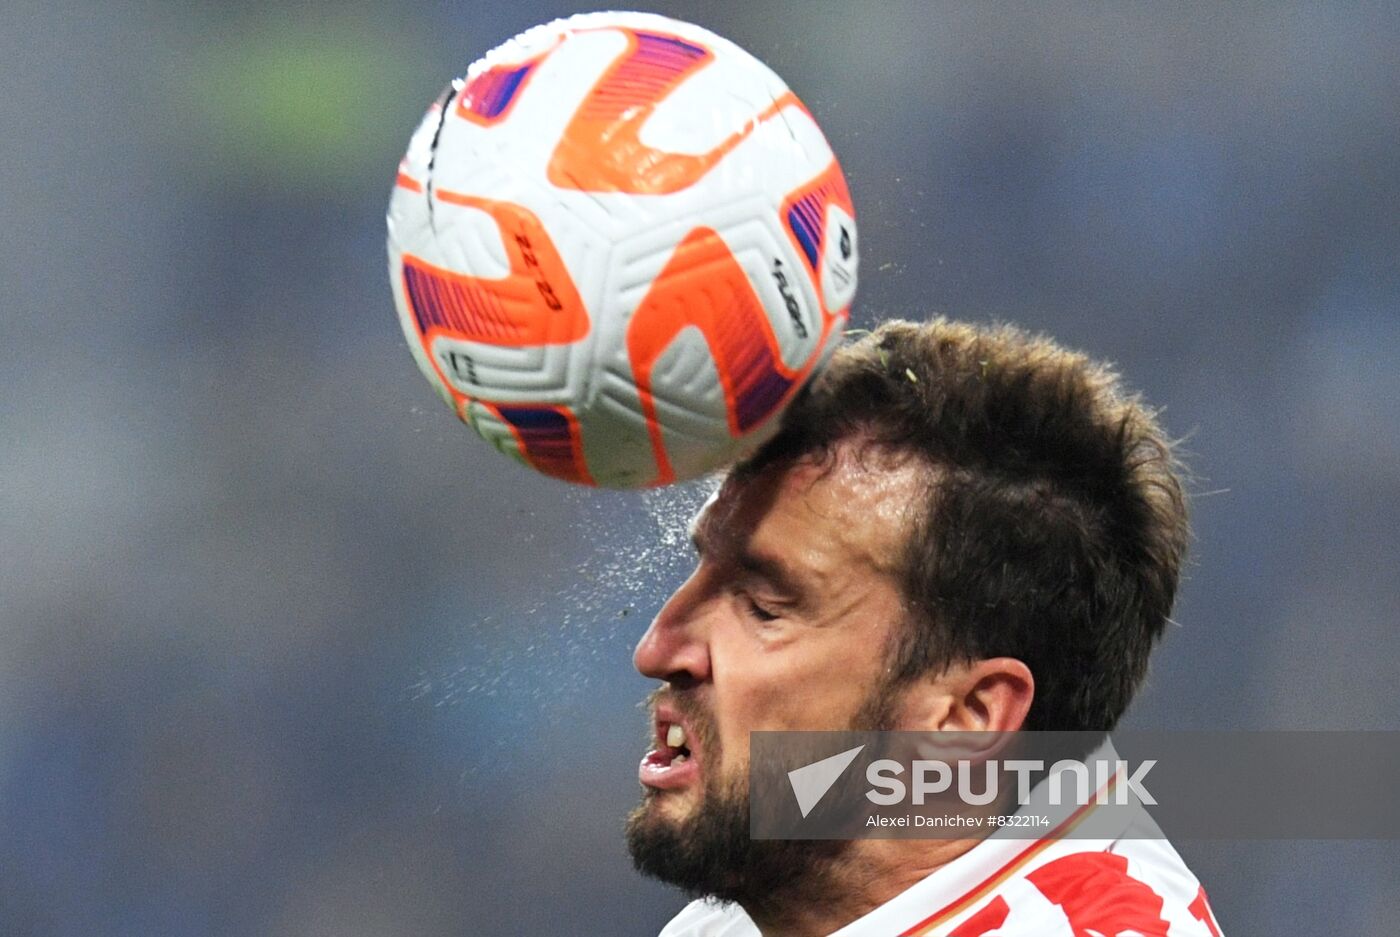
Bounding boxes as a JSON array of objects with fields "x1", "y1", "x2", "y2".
[
  {"x1": 625, "y1": 681, "x2": 901, "y2": 913},
  {"x1": 625, "y1": 757, "x2": 847, "y2": 910}
]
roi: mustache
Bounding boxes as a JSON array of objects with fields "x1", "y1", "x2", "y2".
[{"x1": 643, "y1": 686, "x2": 714, "y2": 745}]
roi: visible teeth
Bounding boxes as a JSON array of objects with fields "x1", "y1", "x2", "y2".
[
  {"x1": 666, "y1": 723, "x2": 686, "y2": 749},
  {"x1": 673, "y1": 754, "x2": 688, "y2": 765}
]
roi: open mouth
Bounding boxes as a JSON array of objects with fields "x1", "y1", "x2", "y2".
[
  {"x1": 639, "y1": 714, "x2": 701, "y2": 789},
  {"x1": 657, "y1": 721, "x2": 693, "y2": 765}
]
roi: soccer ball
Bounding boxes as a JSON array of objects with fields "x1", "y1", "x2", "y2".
[{"x1": 387, "y1": 11, "x2": 857, "y2": 488}]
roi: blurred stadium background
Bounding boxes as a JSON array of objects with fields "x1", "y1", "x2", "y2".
[{"x1": 3, "y1": 1, "x2": 1398, "y2": 934}]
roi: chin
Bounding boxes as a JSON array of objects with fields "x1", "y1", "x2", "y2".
[
  {"x1": 648, "y1": 785, "x2": 700, "y2": 817},
  {"x1": 627, "y1": 782, "x2": 847, "y2": 910}
]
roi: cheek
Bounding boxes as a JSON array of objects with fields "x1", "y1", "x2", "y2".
[
  {"x1": 705, "y1": 656, "x2": 793, "y2": 765},
  {"x1": 711, "y1": 635, "x2": 887, "y2": 735}
]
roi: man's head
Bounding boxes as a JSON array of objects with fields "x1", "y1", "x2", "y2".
[{"x1": 626, "y1": 318, "x2": 1189, "y2": 903}]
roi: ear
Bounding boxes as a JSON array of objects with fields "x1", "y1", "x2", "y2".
[
  {"x1": 896, "y1": 658, "x2": 1034, "y2": 734},
  {"x1": 947, "y1": 657, "x2": 1034, "y2": 733}
]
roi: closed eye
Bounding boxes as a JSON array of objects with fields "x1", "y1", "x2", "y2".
[{"x1": 742, "y1": 593, "x2": 780, "y2": 623}]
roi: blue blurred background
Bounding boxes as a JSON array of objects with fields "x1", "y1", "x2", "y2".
[{"x1": 3, "y1": 2, "x2": 1398, "y2": 934}]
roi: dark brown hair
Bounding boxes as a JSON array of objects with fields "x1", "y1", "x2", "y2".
[{"x1": 739, "y1": 319, "x2": 1189, "y2": 732}]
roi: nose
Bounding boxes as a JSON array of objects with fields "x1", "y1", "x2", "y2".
[{"x1": 633, "y1": 570, "x2": 712, "y2": 684}]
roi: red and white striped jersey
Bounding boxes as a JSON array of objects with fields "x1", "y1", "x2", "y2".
[{"x1": 658, "y1": 789, "x2": 1223, "y2": 936}]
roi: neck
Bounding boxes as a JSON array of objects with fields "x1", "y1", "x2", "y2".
[{"x1": 742, "y1": 836, "x2": 981, "y2": 937}]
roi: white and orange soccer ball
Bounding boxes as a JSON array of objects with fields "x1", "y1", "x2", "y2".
[{"x1": 387, "y1": 11, "x2": 857, "y2": 487}]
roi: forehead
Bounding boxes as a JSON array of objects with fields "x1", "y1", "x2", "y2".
[{"x1": 692, "y1": 443, "x2": 928, "y2": 576}]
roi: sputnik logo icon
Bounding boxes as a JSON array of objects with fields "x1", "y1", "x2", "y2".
[{"x1": 787, "y1": 745, "x2": 865, "y2": 818}]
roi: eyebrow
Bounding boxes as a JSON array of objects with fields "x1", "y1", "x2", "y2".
[
  {"x1": 690, "y1": 525, "x2": 806, "y2": 596},
  {"x1": 736, "y1": 549, "x2": 806, "y2": 595}
]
